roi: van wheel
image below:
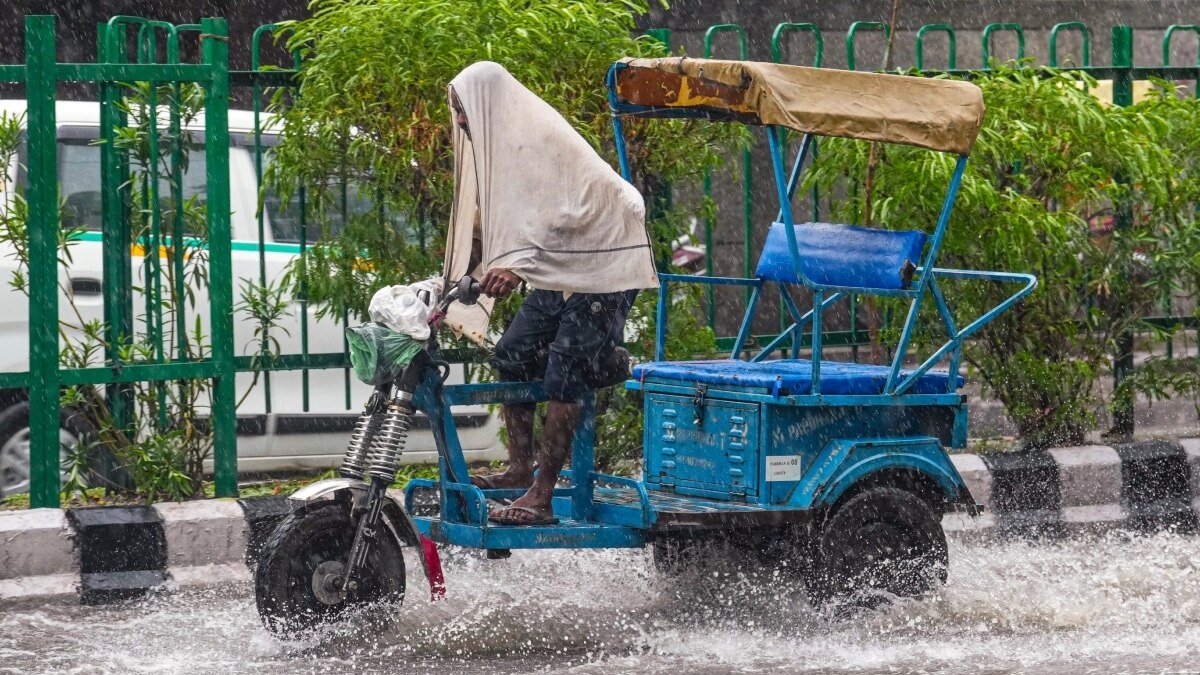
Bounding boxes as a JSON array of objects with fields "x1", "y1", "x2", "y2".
[
  {"x1": 0, "y1": 402, "x2": 97, "y2": 497},
  {"x1": 806, "y1": 486, "x2": 948, "y2": 609}
]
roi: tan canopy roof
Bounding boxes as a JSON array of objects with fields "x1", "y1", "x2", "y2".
[{"x1": 614, "y1": 57, "x2": 985, "y2": 154}]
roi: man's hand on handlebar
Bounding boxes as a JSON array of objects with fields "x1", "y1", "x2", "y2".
[{"x1": 480, "y1": 269, "x2": 522, "y2": 299}]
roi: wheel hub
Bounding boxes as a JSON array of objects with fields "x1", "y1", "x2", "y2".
[
  {"x1": 0, "y1": 426, "x2": 77, "y2": 496},
  {"x1": 312, "y1": 560, "x2": 348, "y2": 605}
]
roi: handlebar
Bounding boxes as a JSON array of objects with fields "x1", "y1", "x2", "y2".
[{"x1": 428, "y1": 276, "x2": 482, "y2": 328}]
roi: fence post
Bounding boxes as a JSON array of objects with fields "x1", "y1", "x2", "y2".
[
  {"x1": 645, "y1": 28, "x2": 670, "y2": 47},
  {"x1": 1111, "y1": 25, "x2": 1136, "y2": 439},
  {"x1": 202, "y1": 17, "x2": 238, "y2": 497},
  {"x1": 99, "y1": 20, "x2": 135, "y2": 452},
  {"x1": 251, "y1": 24, "x2": 277, "y2": 415},
  {"x1": 845, "y1": 21, "x2": 890, "y2": 72},
  {"x1": 1049, "y1": 21, "x2": 1091, "y2": 67},
  {"x1": 25, "y1": 15, "x2": 61, "y2": 508},
  {"x1": 702, "y1": 24, "x2": 751, "y2": 320},
  {"x1": 981, "y1": 23, "x2": 1026, "y2": 68},
  {"x1": 1162, "y1": 25, "x2": 1200, "y2": 67},
  {"x1": 915, "y1": 24, "x2": 957, "y2": 70}
]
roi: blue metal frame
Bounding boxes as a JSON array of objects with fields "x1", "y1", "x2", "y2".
[
  {"x1": 412, "y1": 371, "x2": 973, "y2": 550},
  {"x1": 787, "y1": 437, "x2": 966, "y2": 509},
  {"x1": 607, "y1": 60, "x2": 1037, "y2": 397},
  {"x1": 407, "y1": 373, "x2": 660, "y2": 549}
]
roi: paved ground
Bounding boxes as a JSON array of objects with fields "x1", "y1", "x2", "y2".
[{"x1": 2, "y1": 531, "x2": 1199, "y2": 674}]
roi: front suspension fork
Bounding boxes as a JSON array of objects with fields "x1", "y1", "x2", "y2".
[
  {"x1": 341, "y1": 393, "x2": 414, "y2": 592},
  {"x1": 339, "y1": 358, "x2": 425, "y2": 593},
  {"x1": 342, "y1": 477, "x2": 392, "y2": 593}
]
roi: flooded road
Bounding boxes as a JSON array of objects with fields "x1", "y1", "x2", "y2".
[{"x1": 2, "y1": 531, "x2": 1199, "y2": 674}]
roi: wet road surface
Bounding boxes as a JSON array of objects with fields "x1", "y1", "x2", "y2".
[{"x1": 2, "y1": 531, "x2": 1199, "y2": 674}]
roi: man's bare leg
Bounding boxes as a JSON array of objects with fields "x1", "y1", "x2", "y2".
[
  {"x1": 493, "y1": 400, "x2": 580, "y2": 520},
  {"x1": 471, "y1": 402, "x2": 536, "y2": 489}
]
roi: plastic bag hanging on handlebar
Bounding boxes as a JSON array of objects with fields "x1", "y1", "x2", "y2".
[{"x1": 346, "y1": 323, "x2": 424, "y2": 386}]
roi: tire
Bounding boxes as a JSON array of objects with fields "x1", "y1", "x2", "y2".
[
  {"x1": 651, "y1": 536, "x2": 702, "y2": 576},
  {"x1": 806, "y1": 486, "x2": 948, "y2": 610},
  {"x1": 0, "y1": 402, "x2": 93, "y2": 497},
  {"x1": 255, "y1": 500, "x2": 406, "y2": 638},
  {"x1": 652, "y1": 533, "x2": 756, "y2": 582}
]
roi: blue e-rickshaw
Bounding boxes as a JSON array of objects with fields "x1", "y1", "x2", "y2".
[{"x1": 254, "y1": 57, "x2": 1037, "y2": 637}]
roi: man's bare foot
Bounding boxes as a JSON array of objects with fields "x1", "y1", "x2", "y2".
[{"x1": 470, "y1": 469, "x2": 533, "y2": 490}]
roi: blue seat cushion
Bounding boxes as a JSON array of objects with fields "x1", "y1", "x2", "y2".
[
  {"x1": 755, "y1": 222, "x2": 927, "y2": 291},
  {"x1": 632, "y1": 359, "x2": 962, "y2": 396}
]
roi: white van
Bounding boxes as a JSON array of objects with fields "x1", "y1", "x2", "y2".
[{"x1": 0, "y1": 101, "x2": 503, "y2": 496}]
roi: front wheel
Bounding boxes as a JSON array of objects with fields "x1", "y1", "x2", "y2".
[
  {"x1": 255, "y1": 500, "x2": 406, "y2": 637},
  {"x1": 806, "y1": 486, "x2": 948, "y2": 609}
]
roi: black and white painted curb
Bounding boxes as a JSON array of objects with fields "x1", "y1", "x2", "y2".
[
  {"x1": 0, "y1": 495, "x2": 294, "y2": 604},
  {"x1": 944, "y1": 439, "x2": 1200, "y2": 537},
  {"x1": 3, "y1": 439, "x2": 1199, "y2": 603}
]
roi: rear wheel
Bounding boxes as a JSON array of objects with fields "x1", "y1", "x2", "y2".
[
  {"x1": 652, "y1": 533, "x2": 749, "y2": 576},
  {"x1": 0, "y1": 402, "x2": 94, "y2": 497},
  {"x1": 651, "y1": 536, "x2": 701, "y2": 576},
  {"x1": 806, "y1": 486, "x2": 947, "y2": 609},
  {"x1": 255, "y1": 500, "x2": 406, "y2": 638}
]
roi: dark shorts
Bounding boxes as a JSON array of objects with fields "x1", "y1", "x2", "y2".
[{"x1": 493, "y1": 289, "x2": 637, "y2": 402}]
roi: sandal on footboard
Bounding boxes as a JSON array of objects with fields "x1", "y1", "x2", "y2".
[{"x1": 488, "y1": 505, "x2": 559, "y2": 526}]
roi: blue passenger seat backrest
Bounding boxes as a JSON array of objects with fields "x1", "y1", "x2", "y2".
[{"x1": 755, "y1": 222, "x2": 928, "y2": 291}]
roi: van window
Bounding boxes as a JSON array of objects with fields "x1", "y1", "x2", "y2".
[
  {"x1": 255, "y1": 141, "x2": 408, "y2": 244},
  {"x1": 261, "y1": 174, "x2": 388, "y2": 243},
  {"x1": 49, "y1": 127, "x2": 412, "y2": 244},
  {"x1": 57, "y1": 127, "x2": 218, "y2": 236}
]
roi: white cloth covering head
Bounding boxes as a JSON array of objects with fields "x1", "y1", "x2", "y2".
[{"x1": 442, "y1": 61, "x2": 659, "y2": 345}]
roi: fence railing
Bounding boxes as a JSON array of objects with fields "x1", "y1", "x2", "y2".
[
  {"x1": 4, "y1": 16, "x2": 241, "y2": 507},
  {"x1": 11, "y1": 16, "x2": 1200, "y2": 505}
]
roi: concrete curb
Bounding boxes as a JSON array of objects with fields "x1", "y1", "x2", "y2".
[
  {"x1": 1, "y1": 438, "x2": 1197, "y2": 604},
  {"x1": 0, "y1": 496, "x2": 289, "y2": 603},
  {"x1": 956, "y1": 439, "x2": 1199, "y2": 538},
  {"x1": 0, "y1": 509, "x2": 76, "y2": 600}
]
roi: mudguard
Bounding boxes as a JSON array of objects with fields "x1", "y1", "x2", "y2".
[
  {"x1": 786, "y1": 437, "x2": 972, "y2": 511},
  {"x1": 289, "y1": 478, "x2": 446, "y2": 599}
]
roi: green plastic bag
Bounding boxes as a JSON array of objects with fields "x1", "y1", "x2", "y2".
[{"x1": 346, "y1": 323, "x2": 424, "y2": 386}]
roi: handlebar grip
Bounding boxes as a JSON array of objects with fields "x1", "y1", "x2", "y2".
[{"x1": 454, "y1": 276, "x2": 483, "y2": 306}]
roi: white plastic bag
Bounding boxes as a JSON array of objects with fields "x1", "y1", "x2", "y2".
[
  {"x1": 410, "y1": 276, "x2": 444, "y2": 305},
  {"x1": 368, "y1": 277, "x2": 443, "y2": 340}
]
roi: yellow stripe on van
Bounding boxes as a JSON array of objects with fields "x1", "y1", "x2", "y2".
[{"x1": 130, "y1": 243, "x2": 192, "y2": 261}]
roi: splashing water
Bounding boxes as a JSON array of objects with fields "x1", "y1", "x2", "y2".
[{"x1": 2, "y1": 531, "x2": 1199, "y2": 674}]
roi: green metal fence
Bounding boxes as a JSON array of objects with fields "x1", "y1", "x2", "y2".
[
  {"x1": 13, "y1": 15, "x2": 1200, "y2": 505},
  {"x1": 4, "y1": 15, "x2": 238, "y2": 507}
]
